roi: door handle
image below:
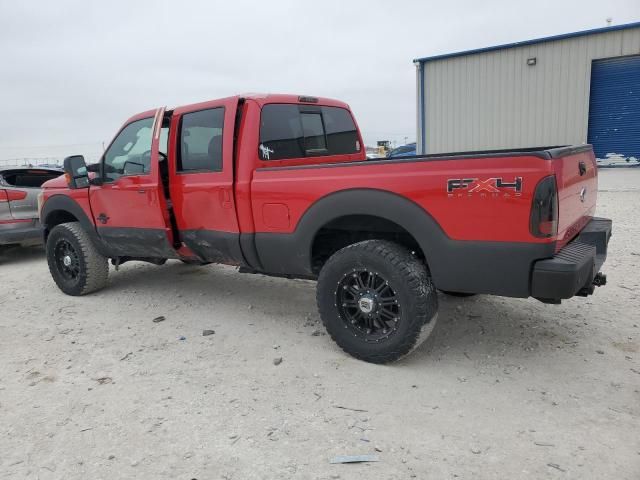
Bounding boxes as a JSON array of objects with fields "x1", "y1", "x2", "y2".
[
  {"x1": 578, "y1": 161, "x2": 587, "y2": 176},
  {"x1": 219, "y1": 188, "x2": 232, "y2": 209}
]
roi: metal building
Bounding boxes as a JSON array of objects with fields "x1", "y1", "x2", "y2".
[{"x1": 414, "y1": 22, "x2": 640, "y2": 161}]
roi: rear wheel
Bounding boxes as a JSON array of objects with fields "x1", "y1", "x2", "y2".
[
  {"x1": 316, "y1": 240, "x2": 438, "y2": 364},
  {"x1": 46, "y1": 222, "x2": 108, "y2": 296}
]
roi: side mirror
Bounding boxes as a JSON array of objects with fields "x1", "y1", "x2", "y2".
[{"x1": 63, "y1": 155, "x2": 90, "y2": 189}]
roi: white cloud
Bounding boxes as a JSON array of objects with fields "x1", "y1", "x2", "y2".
[{"x1": 0, "y1": 0, "x2": 638, "y2": 160}]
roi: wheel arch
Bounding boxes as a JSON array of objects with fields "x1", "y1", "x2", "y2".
[
  {"x1": 303, "y1": 189, "x2": 443, "y2": 271},
  {"x1": 252, "y1": 187, "x2": 556, "y2": 297},
  {"x1": 41, "y1": 194, "x2": 95, "y2": 241},
  {"x1": 311, "y1": 214, "x2": 425, "y2": 274},
  {"x1": 254, "y1": 188, "x2": 447, "y2": 280}
]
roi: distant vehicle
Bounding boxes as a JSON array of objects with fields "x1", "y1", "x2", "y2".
[
  {"x1": 36, "y1": 163, "x2": 64, "y2": 169},
  {"x1": 0, "y1": 166, "x2": 62, "y2": 247},
  {"x1": 387, "y1": 142, "x2": 416, "y2": 158},
  {"x1": 40, "y1": 94, "x2": 610, "y2": 363},
  {"x1": 596, "y1": 155, "x2": 640, "y2": 168}
]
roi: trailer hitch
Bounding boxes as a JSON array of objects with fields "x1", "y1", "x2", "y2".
[
  {"x1": 577, "y1": 272, "x2": 607, "y2": 297},
  {"x1": 592, "y1": 272, "x2": 607, "y2": 287}
]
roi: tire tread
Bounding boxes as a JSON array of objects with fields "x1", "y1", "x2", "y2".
[
  {"x1": 316, "y1": 240, "x2": 438, "y2": 363},
  {"x1": 47, "y1": 222, "x2": 108, "y2": 295}
]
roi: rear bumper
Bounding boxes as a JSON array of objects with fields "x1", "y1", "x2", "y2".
[
  {"x1": 531, "y1": 217, "x2": 612, "y2": 301},
  {"x1": 0, "y1": 219, "x2": 43, "y2": 245}
]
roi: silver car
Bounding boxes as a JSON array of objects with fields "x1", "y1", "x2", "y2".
[{"x1": 0, "y1": 166, "x2": 63, "y2": 247}]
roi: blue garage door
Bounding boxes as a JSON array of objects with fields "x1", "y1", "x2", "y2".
[{"x1": 587, "y1": 55, "x2": 640, "y2": 162}]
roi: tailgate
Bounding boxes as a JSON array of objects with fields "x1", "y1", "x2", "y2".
[{"x1": 552, "y1": 147, "x2": 598, "y2": 250}]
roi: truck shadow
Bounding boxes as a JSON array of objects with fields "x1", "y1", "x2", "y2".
[
  {"x1": 0, "y1": 245, "x2": 45, "y2": 266},
  {"x1": 107, "y1": 260, "x2": 570, "y2": 363},
  {"x1": 403, "y1": 293, "x2": 579, "y2": 366}
]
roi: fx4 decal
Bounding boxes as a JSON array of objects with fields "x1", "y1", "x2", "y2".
[{"x1": 447, "y1": 177, "x2": 523, "y2": 197}]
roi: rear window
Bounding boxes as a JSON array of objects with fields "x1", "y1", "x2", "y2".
[
  {"x1": 0, "y1": 169, "x2": 61, "y2": 188},
  {"x1": 178, "y1": 108, "x2": 224, "y2": 172},
  {"x1": 259, "y1": 104, "x2": 360, "y2": 160}
]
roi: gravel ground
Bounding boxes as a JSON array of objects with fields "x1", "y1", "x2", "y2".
[{"x1": 1, "y1": 168, "x2": 638, "y2": 480}]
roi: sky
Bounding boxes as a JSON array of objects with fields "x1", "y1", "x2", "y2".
[{"x1": 0, "y1": 0, "x2": 638, "y2": 162}]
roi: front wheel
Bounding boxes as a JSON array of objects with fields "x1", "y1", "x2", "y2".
[
  {"x1": 46, "y1": 222, "x2": 109, "y2": 296},
  {"x1": 316, "y1": 240, "x2": 438, "y2": 364}
]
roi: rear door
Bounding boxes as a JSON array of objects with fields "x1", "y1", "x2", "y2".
[
  {"x1": 89, "y1": 108, "x2": 175, "y2": 257},
  {"x1": 167, "y1": 98, "x2": 243, "y2": 264}
]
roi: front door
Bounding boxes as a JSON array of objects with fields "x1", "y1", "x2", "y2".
[
  {"x1": 89, "y1": 108, "x2": 174, "y2": 258},
  {"x1": 168, "y1": 98, "x2": 243, "y2": 264}
]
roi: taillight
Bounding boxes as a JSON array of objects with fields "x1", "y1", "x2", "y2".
[
  {"x1": 530, "y1": 175, "x2": 558, "y2": 238},
  {"x1": 6, "y1": 190, "x2": 27, "y2": 201}
]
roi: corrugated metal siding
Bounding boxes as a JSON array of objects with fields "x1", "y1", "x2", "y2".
[
  {"x1": 420, "y1": 28, "x2": 640, "y2": 154},
  {"x1": 587, "y1": 55, "x2": 640, "y2": 160}
]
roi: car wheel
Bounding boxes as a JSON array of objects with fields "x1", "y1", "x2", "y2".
[
  {"x1": 316, "y1": 240, "x2": 438, "y2": 364},
  {"x1": 46, "y1": 222, "x2": 108, "y2": 296}
]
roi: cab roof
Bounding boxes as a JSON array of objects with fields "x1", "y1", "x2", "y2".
[{"x1": 126, "y1": 94, "x2": 351, "y2": 124}]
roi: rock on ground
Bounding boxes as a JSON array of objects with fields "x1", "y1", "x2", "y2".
[{"x1": 0, "y1": 168, "x2": 638, "y2": 479}]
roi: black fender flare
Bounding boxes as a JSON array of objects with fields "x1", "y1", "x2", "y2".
[
  {"x1": 299, "y1": 188, "x2": 443, "y2": 269},
  {"x1": 41, "y1": 194, "x2": 95, "y2": 235},
  {"x1": 40, "y1": 194, "x2": 111, "y2": 256},
  {"x1": 253, "y1": 188, "x2": 554, "y2": 297},
  {"x1": 255, "y1": 188, "x2": 445, "y2": 275}
]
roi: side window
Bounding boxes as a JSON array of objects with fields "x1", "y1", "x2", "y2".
[
  {"x1": 322, "y1": 106, "x2": 360, "y2": 156},
  {"x1": 300, "y1": 112, "x2": 327, "y2": 154},
  {"x1": 259, "y1": 105, "x2": 303, "y2": 160},
  {"x1": 103, "y1": 117, "x2": 154, "y2": 180},
  {"x1": 259, "y1": 104, "x2": 360, "y2": 160},
  {"x1": 178, "y1": 108, "x2": 224, "y2": 172}
]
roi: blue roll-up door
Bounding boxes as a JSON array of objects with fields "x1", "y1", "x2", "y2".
[{"x1": 587, "y1": 55, "x2": 640, "y2": 162}]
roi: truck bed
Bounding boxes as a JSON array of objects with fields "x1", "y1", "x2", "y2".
[{"x1": 248, "y1": 144, "x2": 597, "y2": 297}]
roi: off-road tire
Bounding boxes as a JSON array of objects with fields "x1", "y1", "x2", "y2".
[
  {"x1": 46, "y1": 222, "x2": 109, "y2": 296},
  {"x1": 316, "y1": 240, "x2": 438, "y2": 364}
]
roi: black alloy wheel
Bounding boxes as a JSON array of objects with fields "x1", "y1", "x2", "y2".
[
  {"x1": 336, "y1": 269, "x2": 401, "y2": 343},
  {"x1": 54, "y1": 239, "x2": 81, "y2": 281},
  {"x1": 317, "y1": 240, "x2": 439, "y2": 363},
  {"x1": 46, "y1": 222, "x2": 109, "y2": 296}
]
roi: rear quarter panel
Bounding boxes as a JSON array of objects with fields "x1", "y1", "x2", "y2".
[{"x1": 250, "y1": 155, "x2": 555, "y2": 244}]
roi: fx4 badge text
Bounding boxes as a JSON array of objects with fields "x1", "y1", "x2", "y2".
[{"x1": 447, "y1": 177, "x2": 523, "y2": 197}]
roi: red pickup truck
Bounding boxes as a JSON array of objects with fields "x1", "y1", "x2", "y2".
[{"x1": 39, "y1": 94, "x2": 611, "y2": 363}]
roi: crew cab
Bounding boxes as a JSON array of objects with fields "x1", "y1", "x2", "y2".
[{"x1": 39, "y1": 94, "x2": 611, "y2": 363}]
